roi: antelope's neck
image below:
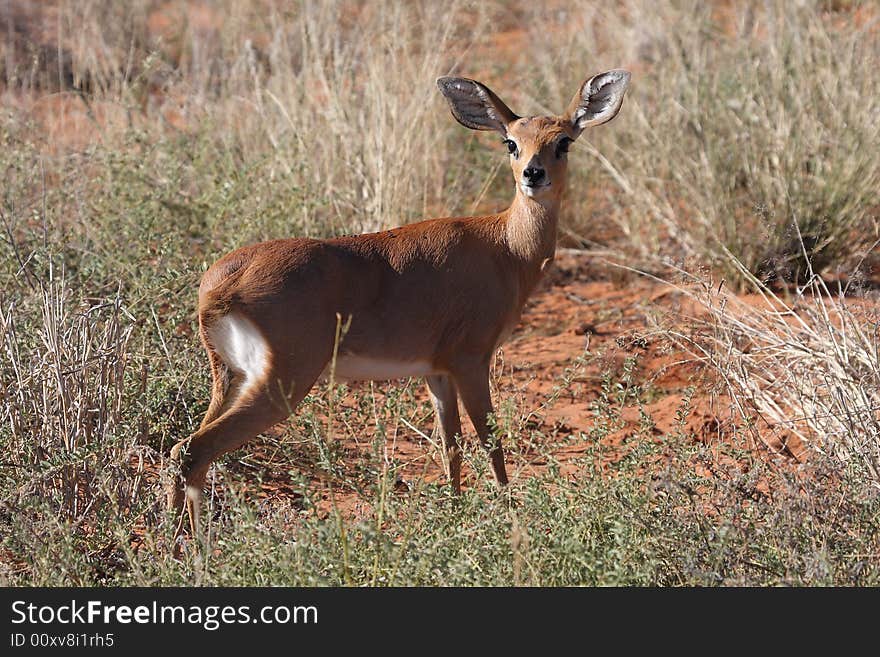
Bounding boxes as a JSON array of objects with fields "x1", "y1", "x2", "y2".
[{"x1": 504, "y1": 190, "x2": 560, "y2": 280}]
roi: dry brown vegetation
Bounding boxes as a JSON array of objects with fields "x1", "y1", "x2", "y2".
[{"x1": 1, "y1": 0, "x2": 878, "y2": 585}]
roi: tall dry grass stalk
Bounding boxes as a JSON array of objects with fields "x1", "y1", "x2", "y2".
[
  {"x1": 0, "y1": 268, "x2": 141, "y2": 520},
  {"x1": 638, "y1": 0, "x2": 879, "y2": 282},
  {"x1": 187, "y1": 0, "x2": 486, "y2": 232},
  {"x1": 665, "y1": 240, "x2": 880, "y2": 484}
]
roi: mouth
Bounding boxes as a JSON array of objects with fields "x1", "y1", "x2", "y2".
[{"x1": 520, "y1": 182, "x2": 551, "y2": 196}]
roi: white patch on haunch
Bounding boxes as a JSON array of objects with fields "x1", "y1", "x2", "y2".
[
  {"x1": 324, "y1": 355, "x2": 435, "y2": 382},
  {"x1": 207, "y1": 313, "x2": 270, "y2": 387}
]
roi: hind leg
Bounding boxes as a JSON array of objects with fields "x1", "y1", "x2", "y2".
[
  {"x1": 166, "y1": 349, "x2": 237, "y2": 515},
  {"x1": 197, "y1": 322, "x2": 240, "y2": 430},
  {"x1": 200, "y1": 362, "x2": 247, "y2": 430},
  {"x1": 167, "y1": 363, "x2": 324, "y2": 545},
  {"x1": 167, "y1": 387, "x2": 289, "y2": 551},
  {"x1": 168, "y1": 314, "x2": 266, "y2": 519}
]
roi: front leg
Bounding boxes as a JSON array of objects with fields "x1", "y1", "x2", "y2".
[
  {"x1": 426, "y1": 374, "x2": 463, "y2": 493},
  {"x1": 450, "y1": 361, "x2": 508, "y2": 486}
]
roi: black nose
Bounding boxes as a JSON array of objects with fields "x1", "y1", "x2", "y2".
[{"x1": 523, "y1": 167, "x2": 545, "y2": 184}]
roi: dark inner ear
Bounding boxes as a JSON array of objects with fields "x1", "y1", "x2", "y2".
[
  {"x1": 437, "y1": 77, "x2": 519, "y2": 134},
  {"x1": 583, "y1": 81, "x2": 618, "y2": 119},
  {"x1": 565, "y1": 69, "x2": 631, "y2": 134}
]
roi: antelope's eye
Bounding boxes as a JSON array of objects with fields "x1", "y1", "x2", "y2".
[
  {"x1": 503, "y1": 139, "x2": 518, "y2": 156},
  {"x1": 556, "y1": 137, "x2": 573, "y2": 157}
]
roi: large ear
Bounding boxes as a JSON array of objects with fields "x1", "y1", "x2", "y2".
[
  {"x1": 436, "y1": 76, "x2": 519, "y2": 135},
  {"x1": 565, "y1": 69, "x2": 631, "y2": 136}
]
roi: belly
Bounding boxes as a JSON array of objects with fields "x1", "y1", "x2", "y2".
[{"x1": 321, "y1": 354, "x2": 438, "y2": 383}]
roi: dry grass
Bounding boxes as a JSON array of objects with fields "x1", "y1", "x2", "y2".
[
  {"x1": 599, "y1": 0, "x2": 880, "y2": 282},
  {"x1": 677, "y1": 245, "x2": 880, "y2": 484},
  {"x1": 0, "y1": 268, "x2": 135, "y2": 495},
  {"x1": 3, "y1": 0, "x2": 497, "y2": 235}
]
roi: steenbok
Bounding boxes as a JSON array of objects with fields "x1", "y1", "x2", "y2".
[{"x1": 168, "y1": 69, "x2": 631, "y2": 537}]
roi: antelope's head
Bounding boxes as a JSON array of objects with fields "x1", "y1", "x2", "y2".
[{"x1": 437, "y1": 70, "x2": 631, "y2": 202}]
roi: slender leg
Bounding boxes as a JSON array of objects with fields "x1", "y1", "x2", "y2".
[
  {"x1": 451, "y1": 362, "x2": 508, "y2": 486},
  {"x1": 167, "y1": 366, "x2": 322, "y2": 548},
  {"x1": 168, "y1": 388, "x2": 288, "y2": 547},
  {"x1": 201, "y1": 364, "x2": 246, "y2": 430},
  {"x1": 167, "y1": 353, "x2": 240, "y2": 520},
  {"x1": 426, "y1": 374, "x2": 462, "y2": 493},
  {"x1": 197, "y1": 326, "x2": 229, "y2": 430}
]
